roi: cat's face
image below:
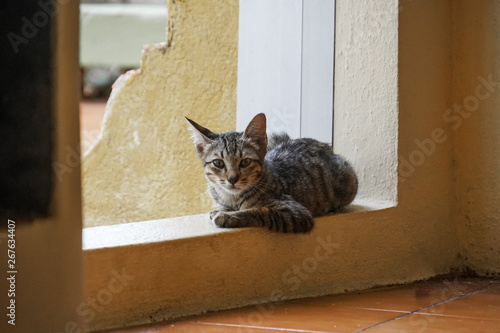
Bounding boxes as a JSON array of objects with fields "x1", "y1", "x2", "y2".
[
  {"x1": 186, "y1": 114, "x2": 268, "y2": 195},
  {"x1": 200, "y1": 132, "x2": 263, "y2": 194}
]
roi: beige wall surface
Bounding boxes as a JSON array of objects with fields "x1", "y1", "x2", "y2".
[
  {"x1": 82, "y1": 0, "x2": 238, "y2": 227},
  {"x1": 334, "y1": 0, "x2": 399, "y2": 204},
  {"x1": 452, "y1": 0, "x2": 500, "y2": 275}
]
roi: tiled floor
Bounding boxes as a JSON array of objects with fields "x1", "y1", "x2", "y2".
[
  {"x1": 80, "y1": 98, "x2": 107, "y2": 154},
  {"x1": 101, "y1": 278, "x2": 500, "y2": 333}
]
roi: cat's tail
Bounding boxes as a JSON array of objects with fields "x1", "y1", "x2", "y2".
[
  {"x1": 333, "y1": 154, "x2": 358, "y2": 208},
  {"x1": 267, "y1": 133, "x2": 291, "y2": 150}
]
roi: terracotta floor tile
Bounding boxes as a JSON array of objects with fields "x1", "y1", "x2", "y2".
[
  {"x1": 419, "y1": 284, "x2": 500, "y2": 321},
  {"x1": 150, "y1": 321, "x2": 286, "y2": 333},
  {"x1": 284, "y1": 279, "x2": 491, "y2": 313},
  {"x1": 102, "y1": 320, "x2": 287, "y2": 333},
  {"x1": 197, "y1": 302, "x2": 403, "y2": 333},
  {"x1": 365, "y1": 313, "x2": 500, "y2": 333}
]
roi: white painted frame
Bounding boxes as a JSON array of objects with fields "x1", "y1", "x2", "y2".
[{"x1": 236, "y1": 0, "x2": 335, "y2": 144}]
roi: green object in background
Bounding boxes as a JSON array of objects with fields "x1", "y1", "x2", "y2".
[{"x1": 80, "y1": 4, "x2": 168, "y2": 68}]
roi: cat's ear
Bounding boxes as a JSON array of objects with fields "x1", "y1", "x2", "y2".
[
  {"x1": 185, "y1": 117, "x2": 215, "y2": 154},
  {"x1": 243, "y1": 113, "x2": 268, "y2": 153}
]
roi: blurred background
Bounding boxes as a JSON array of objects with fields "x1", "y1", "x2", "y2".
[{"x1": 79, "y1": 0, "x2": 167, "y2": 154}]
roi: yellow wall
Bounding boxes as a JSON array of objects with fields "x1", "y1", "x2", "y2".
[
  {"x1": 339, "y1": 0, "x2": 500, "y2": 276},
  {"x1": 0, "y1": 2, "x2": 83, "y2": 332},
  {"x1": 334, "y1": 0, "x2": 399, "y2": 204},
  {"x1": 452, "y1": 0, "x2": 500, "y2": 275},
  {"x1": 82, "y1": 0, "x2": 238, "y2": 227}
]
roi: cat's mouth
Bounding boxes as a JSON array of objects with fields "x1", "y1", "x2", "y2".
[{"x1": 223, "y1": 184, "x2": 243, "y2": 193}]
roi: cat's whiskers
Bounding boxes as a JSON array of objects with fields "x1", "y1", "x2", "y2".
[
  {"x1": 196, "y1": 182, "x2": 213, "y2": 201},
  {"x1": 245, "y1": 180, "x2": 270, "y2": 198},
  {"x1": 200, "y1": 188, "x2": 212, "y2": 199}
]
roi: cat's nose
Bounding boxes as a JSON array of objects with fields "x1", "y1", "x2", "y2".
[{"x1": 227, "y1": 173, "x2": 239, "y2": 185}]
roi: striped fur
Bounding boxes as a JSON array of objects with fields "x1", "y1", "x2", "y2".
[{"x1": 186, "y1": 113, "x2": 358, "y2": 233}]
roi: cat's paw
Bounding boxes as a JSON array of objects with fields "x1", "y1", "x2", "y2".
[
  {"x1": 210, "y1": 210, "x2": 243, "y2": 228},
  {"x1": 209, "y1": 210, "x2": 221, "y2": 220}
]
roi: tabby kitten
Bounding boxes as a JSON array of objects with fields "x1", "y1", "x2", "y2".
[{"x1": 186, "y1": 113, "x2": 358, "y2": 233}]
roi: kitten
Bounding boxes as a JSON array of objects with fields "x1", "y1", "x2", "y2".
[{"x1": 186, "y1": 113, "x2": 358, "y2": 233}]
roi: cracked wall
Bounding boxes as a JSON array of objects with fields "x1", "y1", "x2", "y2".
[{"x1": 82, "y1": 0, "x2": 238, "y2": 227}]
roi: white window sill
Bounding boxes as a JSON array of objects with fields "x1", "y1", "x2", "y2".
[{"x1": 82, "y1": 197, "x2": 395, "y2": 250}]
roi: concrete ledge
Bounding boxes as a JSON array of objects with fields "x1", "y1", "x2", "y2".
[
  {"x1": 82, "y1": 199, "x2": 405, "y2": 331},
  {"x1": 82, "y1": 198, "x2": 396, "y2": 250},
  {"x1": 80, "y1": 4, "x2": 168, "y2": 67}
]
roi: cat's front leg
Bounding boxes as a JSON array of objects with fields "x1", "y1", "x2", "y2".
[
  {"x1": 209, "y1": 205, "x2": 234, "y2": 221},
  {"x1": 209, "y1": 209, "x2": 225, "y2": 221},
  {"x1": 211, "y1": 200, "x2": 314, "y2": 233},
  {"x1": 210, "y1": 209, "x2": 263, "y2": 229},
  {"x1": 209, "y1": 207, "x2": 240, "y2": 227}
]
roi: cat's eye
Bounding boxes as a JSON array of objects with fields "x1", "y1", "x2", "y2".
[
  {"x1": 239, "y1": 158, "x2": 252, "y2": 168},
  {"x1": 212, "y1": 159, "x2": 225, "y2": 169}
]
